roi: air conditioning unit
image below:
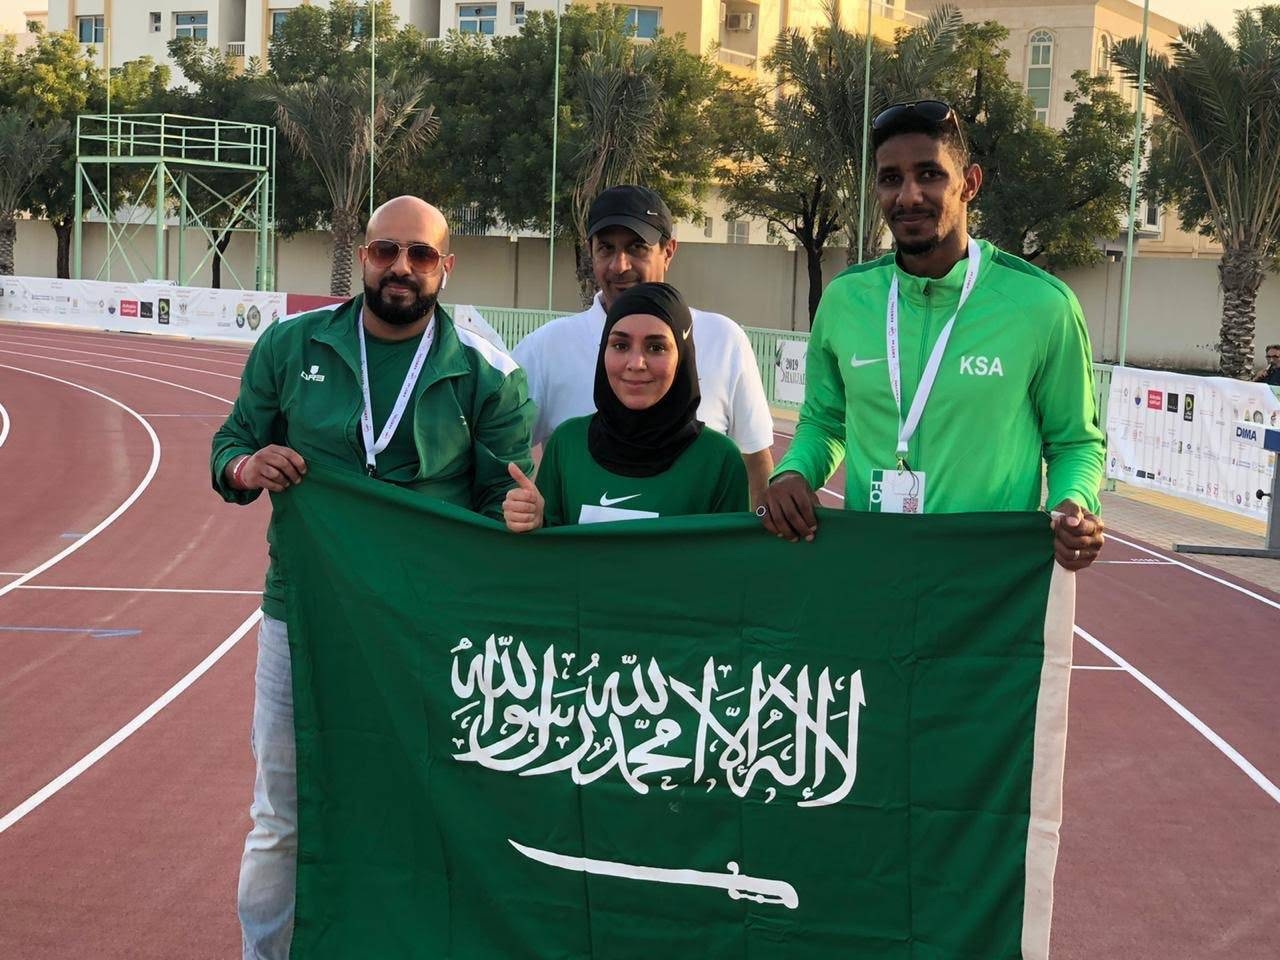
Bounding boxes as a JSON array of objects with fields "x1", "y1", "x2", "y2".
[{"x1": 725, "y1": 12, "x2": 755, "y2": 32}]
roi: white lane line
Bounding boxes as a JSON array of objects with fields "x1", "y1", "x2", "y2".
[
  {"x1": 0, "y1": 336, "x2": 241, "y2": 380},
  {"x1": 0, "y1": 365, "x2": 162, "y2": 602},
  {"x1": 1096, "y1": 559, "x2": 1175, "y2": 565},
  {"x1": 1071, "y1": 664, "x2": 1126, "y2": 671},
  {"x1": 1074, "y1": 624, "x2": 1280, "y2": 804},
  {"x1": 0, "y1": 399, "x2": 9, "y2": 449},
  {"x1": 1106, "y1": 533, "x2": 1280, "y2": 613},
  {"x1": 0, "y1": 349, "x2": 234, "y2": 406},
  {"x1": 0, "y1": 328, "x2": 251, "y2": 362},
  {"x1": 0, "y1": 608, "x2": 262, "y2": 834},
  {"x1": 17, "y1": 585, "x2": 261, "y2": 596}
]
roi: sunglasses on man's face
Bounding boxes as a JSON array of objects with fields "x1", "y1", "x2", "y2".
[
  {"x1": 364, "y1": 239, "x2": 444, "y2": 272},
  {"x1": 872, "y1": 99, "x2": 967, "y2": 151}
]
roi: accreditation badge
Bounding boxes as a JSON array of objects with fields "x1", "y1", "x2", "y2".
[{"x1": 869, "y1": 469, "x2": 926, "y2": 514}]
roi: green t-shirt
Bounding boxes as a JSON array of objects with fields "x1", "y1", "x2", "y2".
[
  {"x1": 537, "y1": 416, "x2": 749, "y2": 526},
  {"x1": 363, "y1": 329, "x2": 425, "y2": 482}
]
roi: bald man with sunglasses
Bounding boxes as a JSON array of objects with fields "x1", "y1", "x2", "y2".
[{"x1": 211, "y1": 195, "x2": 533, "y2": 960}]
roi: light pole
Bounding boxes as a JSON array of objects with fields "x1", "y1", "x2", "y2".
[
  {"x1": 1117, "y1": 0, "x2": 1150, "y2": 368},
  {"x1": 856, "y1": 0, "x2": 874, "y2": 264},
  {"x1": 547, "y1": 0, "x2": 563, "y2": 311},
  {"x1": 369, "y1": 0, "x2": 377, "y2": 222}
]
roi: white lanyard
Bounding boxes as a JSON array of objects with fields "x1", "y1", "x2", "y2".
[
  {"x1": 357, "y1": 314, "x2": 435, "y2": 477},
  {"x1": 886, "y1": 237, "x2": 981, "y2": 465}
]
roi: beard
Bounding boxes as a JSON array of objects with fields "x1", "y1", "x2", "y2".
[
  {"x1": 364, "y1": 275, "x2": 438, "y2": 327},
  {"x1": 895, "y1": 237, "x2": 940, "y2": 256}
]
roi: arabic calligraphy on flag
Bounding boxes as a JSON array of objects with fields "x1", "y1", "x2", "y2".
[{"x1": 274, "y1": 466, "x2": 1073, "y2": 959}]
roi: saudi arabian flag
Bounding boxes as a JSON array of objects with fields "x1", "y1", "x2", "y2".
[{"x1": 273, "y1": 466, "x2": 1074, "y2": 960}]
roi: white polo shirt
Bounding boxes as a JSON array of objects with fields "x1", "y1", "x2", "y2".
[{"x1": 512, "y1": 292, "x2": 774, "y2": 453}]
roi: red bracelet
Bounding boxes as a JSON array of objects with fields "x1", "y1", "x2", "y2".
[{"x1": 232, "y1": 455, "x2": 251, "y2": 489}]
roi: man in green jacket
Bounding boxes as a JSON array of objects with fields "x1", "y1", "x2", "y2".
[
  {"x1": 211, "y1": 196, "x2": 534, "y2": 960},
  {"x1": 760, "y1": 100, "x2": 1105, "y2": 570}
]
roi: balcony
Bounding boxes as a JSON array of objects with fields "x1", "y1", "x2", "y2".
[
  {"x1": 718, "y1": 48, "x2": 757, "y2": 69},
  {"x1": 719, "y1": 1, "x2": 760, "y2": 75},
  {"x1": 225, "y1": 41, "x2": 246, "y2": 74}
]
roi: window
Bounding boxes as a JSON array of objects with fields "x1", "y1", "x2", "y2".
[
  {"x1": 1027, "y1": 30, "x2": 1054, "y2": 124},
  {"x1": 726, "y1": 218, "x2": 750, "y2": 245},
  {"x1": 150, "y1": 12, "x2": 162, "y2": 33},
  {"x1": 458, "y1": 4, "x2": 497, "y2": 34},
  {"x1": 174, "y1": 12, "x2": 209, "y2": 42},
  {"x1": 625, "y1": 7, "x2": 661, "y2": 39},
  {"x1": 1096, "y1": 34, "x2": 1112, "y2": 75},
  {"x1": 1143, "y1": 200, "x2": 1161, "y2": 231},
  {"x1": 76, "y1": 15, "x2": 105, "y2": 44},
  {"x1": 512, "y1": 2, "x2": 525, "y2": 27},
  {"x1": 271, "y1": 10, "x2": 290, "y2": 35}
]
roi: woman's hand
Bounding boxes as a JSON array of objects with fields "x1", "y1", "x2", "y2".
[{"x1": 503, "y1": 462, "x2": 544, "y2": 533}]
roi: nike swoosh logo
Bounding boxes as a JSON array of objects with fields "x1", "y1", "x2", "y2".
[
  {"x1": 850, "y1": 356, "x2": 885, "y2": 368},
  {"x1": 600, "y1": 493, "x2": 642, "y2": 507},
  {"x1": 681, "y1": 327, "x2": 691, "y2": 341}
]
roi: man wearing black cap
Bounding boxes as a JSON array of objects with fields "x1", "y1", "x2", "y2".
[
  {"x1": 512, "y1": 184, "x2": 775, "y2": 505},
  {"x1": 761, "y1": 100, "x2": 1106, "y2": 571}
]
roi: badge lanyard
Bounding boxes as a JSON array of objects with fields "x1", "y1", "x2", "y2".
[
  {"x1": 357, "y1": 315, "x2": 435, "y2": 477},
  {"x1": 886, "y1": 237, "x2": 981, "y2": 470}
]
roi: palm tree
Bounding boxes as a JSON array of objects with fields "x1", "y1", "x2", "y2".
[
  {"x1": 570, "y1": 32, "x2": 663, "y2": 303},
  {"x1": 768, "y1": 1, "x2": 963, "y2": 263},
  {"x1": 0, "y1": 109, "x2": 68, "y2": 276},
  {"x1": 1113, "y1": 10, "x2": 1280, "y2": 379},
  {"x1": 265, "y1": 72, "x2": 439, "y2": 296}
]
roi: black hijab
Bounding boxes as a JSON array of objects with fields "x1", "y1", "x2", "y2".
[{"x1": 586, "y1": 282, "x2": 703, "y2": 478}]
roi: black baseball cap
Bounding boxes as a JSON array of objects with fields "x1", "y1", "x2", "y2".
[{"x1": 587, "y1": 185, "x2": 674, "y2": 245}]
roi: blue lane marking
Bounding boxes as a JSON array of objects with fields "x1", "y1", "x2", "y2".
[{"x1": 0, "y1": 625, "x2": 141, "y2": 639}]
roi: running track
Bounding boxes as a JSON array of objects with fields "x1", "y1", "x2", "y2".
[{"x1": 0, "y1": 323, "x2": 1276, "y2": 958}]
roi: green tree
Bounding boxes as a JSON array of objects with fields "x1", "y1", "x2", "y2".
[
  {"x1": 767, "y1": 2, "x2": 964, "y2": 264},
  {"x1": 415, "y1": 7, "x2": 729, "y2": 298},
  {"x1": 1113, "y1": 8, "x2": 1280, "y2": 379},
  {"x1": 0, "y1": 28, "x2": 167, "y2": 277},
  {"x1": 935, "y1": 23, "x2": 1135, "y2": 267},
  {"x1": 265, "y1": 72, "x2": 439, "y2": 295},
  {"x1": 0, "y1": 108, "x2": 68, "y2": 274},
  {"x1": 718, "y1": 78, "x2": 841, "y2": 324}
]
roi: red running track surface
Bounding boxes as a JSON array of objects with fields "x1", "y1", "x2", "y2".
[{"x1": 0, "y1": 323, "x2": 1276, "y2": 958}]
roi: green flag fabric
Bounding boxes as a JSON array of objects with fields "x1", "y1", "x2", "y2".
[{"x1": 274, "y1": 466, "x2": 1074, "y2": 960}]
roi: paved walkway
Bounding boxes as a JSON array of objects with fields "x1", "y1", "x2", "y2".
[{"x1": 1099, "y1": 484, "x2": 1280, "y2": 595}]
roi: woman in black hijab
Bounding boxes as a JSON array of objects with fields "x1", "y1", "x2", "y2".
[{"x1": 504, "y1": 282, "x2": 748, "y2": 529}]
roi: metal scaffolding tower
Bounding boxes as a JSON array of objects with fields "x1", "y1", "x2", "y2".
[{"x1": 73, "y1": 113, "x2": 277, "y2": 291}]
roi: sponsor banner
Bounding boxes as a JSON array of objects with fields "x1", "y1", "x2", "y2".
[
  {"x1": 0, "y1": 275, "x2": 286, "y2": 343},
  {"x1": 774, "y1": 338, "x2": 808, "y2": 405},
  {"x1": 1106, "y1": 366, "x2": 1280, "y2": 517},
  {"x1": 277, "y1": 466, "x2": 1071, "y2": 959}
]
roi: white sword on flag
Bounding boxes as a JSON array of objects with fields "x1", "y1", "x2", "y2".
[{"x1": 508, "y1": 840, "x2": 800, "y2": 909}]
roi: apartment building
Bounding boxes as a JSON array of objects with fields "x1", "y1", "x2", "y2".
[
  {"x1": 443, "y1": 2, "x2": 920, "y2": 74},
  {"x1": 0, "y1": 2, "x2": 46, "y2": 49},
  {"x1": 906, "y1": 0, "x2": 1217, "y2": 258},
  {"x1": 43, "y1": 2, "x2": 439, "y2": 74}
]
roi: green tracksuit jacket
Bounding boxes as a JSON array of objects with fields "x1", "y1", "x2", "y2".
[
  {"x1": 211, "y1": 297, "x2": 535, "y2": 619},
  {"x1": 776, "y1": 239, "x2": 1104, "y2": 514}
]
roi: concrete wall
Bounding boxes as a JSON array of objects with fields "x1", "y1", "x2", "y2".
[
  {"x1": 1061, "y1": 256, "x2": 1280, "y2": 372},
  {"x1": 14, "y1": 216, "x2": 1278, "y2": 371}
]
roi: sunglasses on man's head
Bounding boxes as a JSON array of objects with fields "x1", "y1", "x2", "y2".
[
  {"x1": 364, "y1": 239, "x2": 444, "y2": 272},
  {"x1": 872, "y1": 99, "x2": 967, "y2": 151}
]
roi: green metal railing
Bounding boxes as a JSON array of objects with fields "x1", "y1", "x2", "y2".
[{"x1": 472, "y1": 304, "x2": 1116, "y2": 418}]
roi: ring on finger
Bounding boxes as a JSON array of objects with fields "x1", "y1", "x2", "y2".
[{"x1": 1073, "y1": 548, "x2": 1081, "y2": 560}]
